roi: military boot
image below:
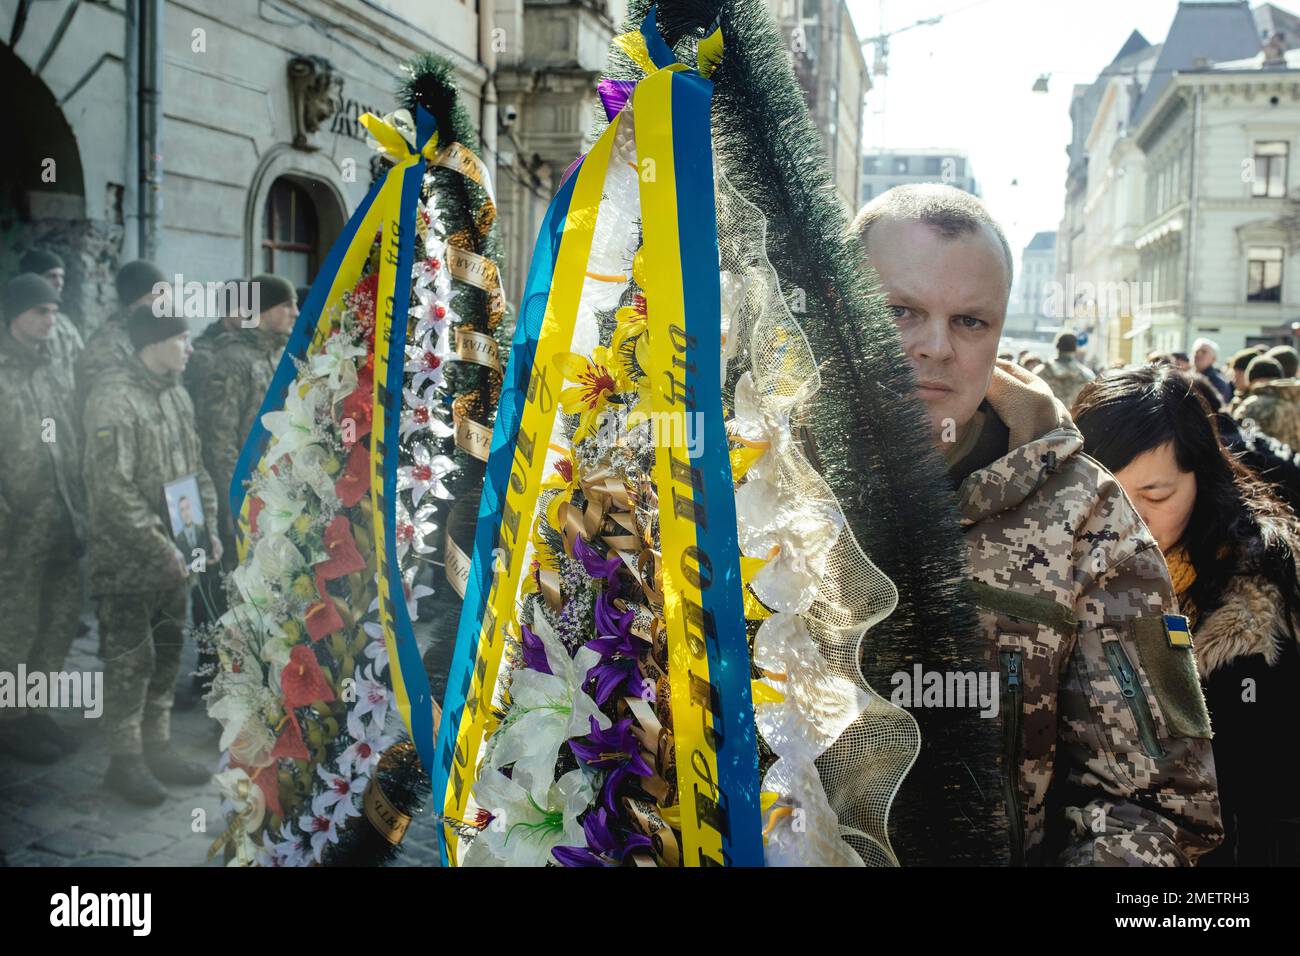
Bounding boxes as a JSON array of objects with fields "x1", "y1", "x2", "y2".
[
  {"x1": 145, "y1": 744, "x2": 212, "y2": 786},
  {"x1": 104, "y1": 754, "x2": 168, "y2": 806}
]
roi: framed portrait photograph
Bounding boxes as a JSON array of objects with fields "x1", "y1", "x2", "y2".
[{"x1": 163, "y1": 473, "x2": 211, "y2": 562}]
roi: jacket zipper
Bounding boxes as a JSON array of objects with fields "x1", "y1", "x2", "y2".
[
  {"x1": 1001, "y1": 649, "x2": 1025, "y2": 866},
  {"x1": 1102, "y1": 641, "x2": 1165, "y2": 759}
]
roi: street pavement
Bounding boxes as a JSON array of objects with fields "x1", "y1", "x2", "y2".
[{"x1": 0, "y1": 616, "x2": 443, "y2": 868}]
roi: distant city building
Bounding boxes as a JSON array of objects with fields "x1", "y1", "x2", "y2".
[
  {"x1": 1006, "y1": 231, "x2": 1057, "y2": 339},
  {"x1": 860, "y1": 149, "x2": 980, "y2": 205},
  {"x1": 1055, "y1": 1, "x2": 1300, "y2": 365},
  {"x1": 769, "y1": 0, "x2": 871, "y2": 211},
  {"x1": 0, "y1": 0, "x2": 627, "y2": 334}
]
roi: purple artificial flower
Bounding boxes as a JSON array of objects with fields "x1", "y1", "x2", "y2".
[
  {"x1": 585, "y1": 628, "x2": 642, "y2": 706},
  {"x1": 573, "y1": 534, "x2": 622, "y2": 582},
  {"x1": 519, "y1": 623, "x2": 552, "y2": 675},
  {"x1": 598, "y1": 79, "x2": 637, "y2": 122},
  {"x1": 551, "y1": 805, "x2": 653, "y2": 867},
  {"x1": 593, "y1": 586, "x2": 634, "y2": 640},
  {"x1": 569, "y1": 715, "x2": 655, "y2": 815}
]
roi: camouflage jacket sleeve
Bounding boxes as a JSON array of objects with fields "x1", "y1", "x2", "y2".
[
  {"x1": 1055, "y1": 531, "x2": 1223, "y2": 866},
  {"x1": 83, "y1": 397, "x2": 185, "y2": 588},
  {"x1": 195, "y1": 355, "x2": 250, "y2": 537}
]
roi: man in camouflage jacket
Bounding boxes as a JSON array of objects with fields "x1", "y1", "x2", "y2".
[
  {"x1": 192, "y1": 274, "x2": 296, "y2": 565},
  {"x1": 0, "y1": 274, "x2": 86, "y2": 763},
  {"x1": 856, "y1": 183, "x2": 1222, "y2": 865},
  {"x1": 83, "y1": 305, "x2": 219, "y2": 804},
  {"x1": 1232, "y1": 359, "x2": 1300, "y2": 453},
  {"x1": 76, "y1": 260, "x2": 167, "y2": 403},
  {"x1": 1032, "y1": 331, "x2": 1096, "y2": 411}
]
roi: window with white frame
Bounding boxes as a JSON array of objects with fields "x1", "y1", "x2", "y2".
[
  {"x1": 1253, "y1": 142, "x2": 1289, "y2": 198},
  {"x1": 1247, "y1": 246, "x2": 1284, "y2": 302}
]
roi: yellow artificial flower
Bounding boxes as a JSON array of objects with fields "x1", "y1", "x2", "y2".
[{"x1": 553, "y1": 345, "x2": 630, "y2": 442}]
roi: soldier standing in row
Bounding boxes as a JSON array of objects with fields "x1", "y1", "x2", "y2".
[
  {"x1": 0, "y1": 275, "x2": 86, "y2": 763},
  {"x1": 83, "y1": 304, "x2": 219, "y2": 804},
  {"x1": 852, "y1": 184, "x2": 1222, "y2": 865},
  {"x1": 193, "y1": 274, "x2": 297, "y2": 566},
  {"x1": 77, "y1": 260, "x2": 167, "y2": 393},
  {"x1": 1033, "y1": 330, "x2": 1096, "y2": 410}
]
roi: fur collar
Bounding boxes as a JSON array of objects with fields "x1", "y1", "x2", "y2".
[{"x1": 1195, "y1": 573, "x2": 1297, "y2": 677}]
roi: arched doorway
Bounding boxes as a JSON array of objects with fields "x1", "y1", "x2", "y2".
[{"x1": 0, "y1": 41, "x2": 89, "y2": 328}]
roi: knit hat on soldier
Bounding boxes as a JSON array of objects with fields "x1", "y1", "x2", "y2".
[
  {"x1": 116, "y1": 260, "x2": 166, "y2": 306},
  {"x1": 3, "y1": 273, "x2": 60, "y2": 324},
  {"x1": 1231, "y1": 346, "x2": 1265, "y2": 372},
  {"x1": 251, "y1": 274, "x2": 295, "y2": 314},
  {"x1": 20, "y1": 248, "x2": 64, "y2": 275},
  {"x1": 1247, "y1": 356, "x2": 1284, "y2": 384},
  {"x1": 127, "y1": 303, "x2": 188, "y2": 351},
  {"x1": 1266, "y1": 345, "x2": 1299, "y2": 378},
  {"x1": 1054, "y1": 331, "x2": 1078, "y2": 353}
]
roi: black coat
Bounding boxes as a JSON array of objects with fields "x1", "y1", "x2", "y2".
[
  {"x1": 1215, "y1": 412, "x2": 1300, "y2": 516},
  {"x1": 1194, "y1": 567, "x2": 1300, "y2": 865}
]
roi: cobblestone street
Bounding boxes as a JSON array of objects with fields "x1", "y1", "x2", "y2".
[{"x1": 0, "y1": 620, "x2": 223, "y2": 867}]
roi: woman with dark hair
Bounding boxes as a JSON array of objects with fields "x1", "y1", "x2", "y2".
[{"x1": 1073, "y1": 365, "x2": 1300, "y2": 865}]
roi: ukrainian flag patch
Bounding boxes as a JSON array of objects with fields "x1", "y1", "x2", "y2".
[{"x1": 1163, "y1": 613, "x2": 1192, "y2": 648}]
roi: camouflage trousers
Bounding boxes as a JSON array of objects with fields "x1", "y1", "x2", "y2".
[
  {"x1": 0, "y1": 529, "x2": 83, "y2": 724},
  {"x1": 98, "y1": 586, "x2": 187, "y2": 755}
]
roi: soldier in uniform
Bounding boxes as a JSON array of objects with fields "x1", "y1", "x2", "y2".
[
  {"x1": 852, "y1": 183, "x2": 1222, "y2": 865},
  {"x1": 1227, "y1": 347, "x2": 1265, "y2": 415},
  {"x1": 1032, "y1": 330, "x2": 1096, "y2": 410},
  {"x1": 0, "y1": 275, "x2": 86, "y2": 763},
  {"x1": 77, "y1": 260, "x2": 167, "y2": 394},
  {"x1": 193, "y1": 274, "x2": 297, "y2": 566},
  {"x1": 1234, "y1": 355, "x2": 1300, "y2": 451},
  {"x1": 19, "y1": 249, "x2": 66, "y2": 296},
  {"x1": 83, "y1": 304, "x2": 219, "y2": 804},
  {"x1": 183, "y1": 278, "x2": 246, "y2": 399}
]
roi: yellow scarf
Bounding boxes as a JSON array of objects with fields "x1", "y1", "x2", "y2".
[{"x1": 1164, "y1": 545, "x2": 1199, "y2": 629}]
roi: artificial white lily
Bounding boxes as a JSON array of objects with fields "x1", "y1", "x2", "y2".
[
  {"x1": 290, "y1": 443, "x2": 341, "y2": 505},
  {"x1": 254, "y1": 478, "x2": 306, "y2": 538},
  {"x1": 397, "y1": 443, "x2": 457, "y2": 508},
  {"x1": 462, "y1": 767, "x2": 595, "y2": 868},
  {"x1": 308, "y1": 336, "x2": 365, "y2": 394},
  {"x1": 485, "y1": 621, "x2": 609, "y2": 807},
  {"x1": 735, "y1": 476, "x2": 843, "y2": 614},
  {"x1": 752, "y1": 613, "x2": 871, "y2": 761},
  {"x1": 261, "y1": 385, "x2": 320, "y2": 465},
  {"x1": 729, "y1": 371, "x2": 791, "y2": 480}
]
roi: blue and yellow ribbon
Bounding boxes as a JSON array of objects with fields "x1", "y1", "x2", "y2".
[
  {"x1": 433, "y1": 6, "x2": 761, "y2": 866},
  {"x1": 228, "y1": 106, "x2": 442, "y2": 770}
]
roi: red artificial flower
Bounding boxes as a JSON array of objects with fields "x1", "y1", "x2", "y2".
[
  {"x1": 231, "y1": 757, "x2": 283, "y2": 817},
  {"x1": 315, "y1": 515, "x2": 366, "y2": 580},
  {"x1": 334, "y1": 441, "x2": 370, "y2": 507},
  {"x1": 304, "y1": 576, "x2": 344, "y2": 642},
  {"x1": 248, "y1": 496, "x2": 265, "y2": 536},
  {"x1": 340, "y1": 384, "x2": 373, "y2": 446},
  {"x1": 428, "y1": 255, "x2": 442, "y2": 272},
  {"x1": 280, "y1": 644, "x2": 336, "y2": 710},
  {"x1": 269, "y1": 717, "x2": 309, "y2": 762}
]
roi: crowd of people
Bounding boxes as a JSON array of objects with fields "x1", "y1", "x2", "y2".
[
  {"x1": 4, "y1": 178, "x2": 1299, "y2": 865},
  {"x1": 0, "y1": 253, "x2": 298, "y2": 807}
]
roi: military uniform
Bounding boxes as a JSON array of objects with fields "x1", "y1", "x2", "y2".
[
  {"x1": 183, "y1": 318, "x2": 240, "y2": 399},
  {"x1": 75, "y1": 312, "x2": 133, "y2": 409},
  {"x1": 83, "y1": 355, "x2": 218, "y2": 756},
  {"x1": 1233, "y1": 378, "x2": 1300, "y2": 452},
  {"x1": 0, "y1": 314, "x2": 85, "y2": 711},
  {"x1": 1032, "y1": 352, "x2": 1096, "y2": 410},
  {"x1": 952, "y1": 361, "x2": 1222, "y2": 865},
  {"x1": 193, "y1": 326, "x2": 286, "y2": 561}
]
